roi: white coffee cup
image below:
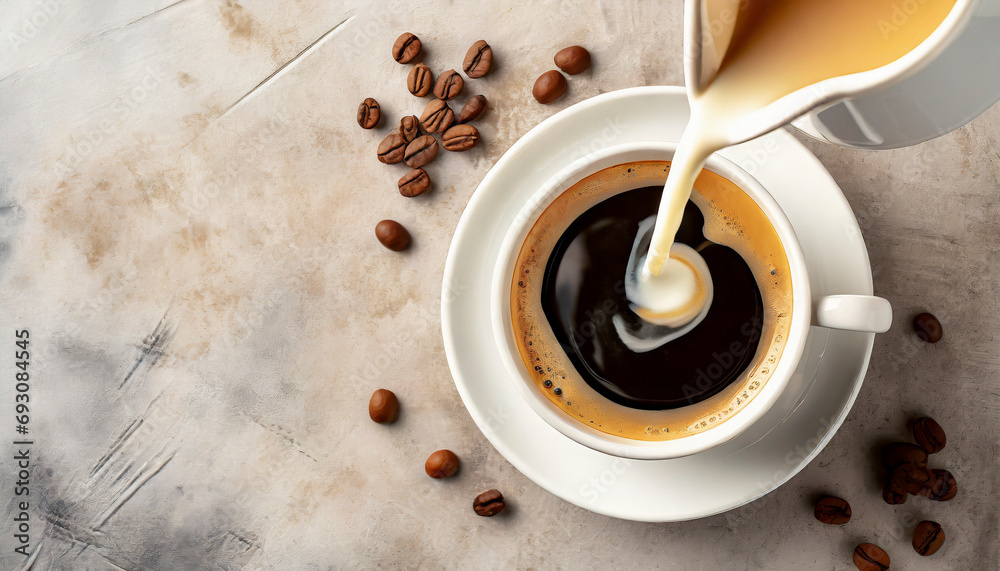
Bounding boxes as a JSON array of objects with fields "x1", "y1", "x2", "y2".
[{"x1": 491, "y1": 142, "x2": 891, "y2": 460}]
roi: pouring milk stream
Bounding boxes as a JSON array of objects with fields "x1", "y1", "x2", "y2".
[{"x1": 628, "y1": 0, "x2": 959, "y2": 323}]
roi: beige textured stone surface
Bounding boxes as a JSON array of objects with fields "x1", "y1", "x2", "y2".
[{"x1": 0, "y1": 0, "x2": 997, "y2": 568}]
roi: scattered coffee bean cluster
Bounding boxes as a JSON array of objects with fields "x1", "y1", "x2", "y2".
[
  {"x1": 812, "y1": 416, "x2": 954, "y2": 569},
  {"x1": 362, "y1": 33, "x2": 502, "y2": 513},
  {"x1": 812, "y1": 314, "x2": 953, "y2": 569},
  {"x1": 361, "y1": 35, "x2": 600, "y2": 518},
  {"x1": 365, "y1": 39, "x2": 594, "y2": 250},
  {"x1": 880, "y1": 417, "x2": 955, "y2": 511},
  {"x1": 360, "y1": 32, "x2": 495, "y2": 251},
  {"x1": 367, "y1": 386, "x2": 506, "y2": 517},
  {"x1": 532, "y1": 45, "x2": 591, "y2": 104}
]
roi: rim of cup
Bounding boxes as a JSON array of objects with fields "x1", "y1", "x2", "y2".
[{"x1": 490, "y1": 142, "x2": 812, "y2": 460}]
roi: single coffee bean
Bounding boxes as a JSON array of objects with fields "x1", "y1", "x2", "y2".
[
  {"x1": 463, "y1": 40, "x2": 493, "y2": 78},
  {"x1": 554, "y1": 45, "x2": 591, "y2": 75},
  {"x1": 377, "y1": 132, "x2": 407, "y2": 164},
  {"x1": 853, "y1": 543, "x2": 890, "y2": 571},
  {"x1": 881, "y1": 442, "x2": 928, "y2": 470},
  {"x1": 403, "y1": 135, "x2": 438, "y2": 168},
  {"x1": 533, "y1": 70, "x2": 567, "y2": 104},
  {"x1": 912, "y1": 417, "x2": 946, "y2": 453},
  {"x1": 441, "y1": 124, "x2": 480, "y2": 152},
  {"x1": 392, "y1": 32, "x2": 421, "y2": 63},
  {"x1": 357, "y1": 97, "x2": 380, "y2": 129},
  {"x1": 400, "y1": 115, "x2": 421, "y2": 143},
  {"x1": 473, "y1": 489, "x2": 505, "y2": 516},
  {"x1": 375, "y1": 220, "x2": 410, "y2": 251},
  {"x1": 912, "y1": 521, "x2": 945, "y2": 556},
  {"x1": 814, "y1": 496, "x2": 851, "y2": 525},
  {"x1": 425, "y1": 449, "x2": 459, "y2": 478},
  {"x1": 457, "y1": 95, "x2": 488, "y2": 123},
  {"x1": 407, "y1": 63, "x2": 433, "y2": 97},
  {"x1": 398, "y1": 168, "x2": 431, "y2": 197},
  {"x1": 927, "y1": 469, "x2": 957, "y2": 501},
  {"x1": 891, "y1": 462, "x2": 934, "y2": 495},
  {"x1": 434, "y1": 69, "x2": 464, "y2": 100},
  {"x1": 882, "y1": 475, "x2": 908, "y2": 505},
  {"x1": 419, "y1": 99, "x2": 454, "y2": 133},
  {"x1": 913, "y1": 312, "x2": 943, "y2": 343},
  {"x1": 368, "y1": 389, "x2": 399, "y2": 423}
]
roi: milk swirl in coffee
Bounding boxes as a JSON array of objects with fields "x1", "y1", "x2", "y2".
[
  {"x1": 541, "y1": 182, "x2": 764, "y2": 411},
  {"x1": 511, "y1": 162, "x2": 792, "y2": 440},
  {"x1": 511, "y1": 1, "x2": 957, "y2": 440}
]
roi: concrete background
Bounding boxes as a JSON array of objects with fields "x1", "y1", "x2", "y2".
[{"x1": 0, "y1": 0, "x2": 997, "y2": 568}]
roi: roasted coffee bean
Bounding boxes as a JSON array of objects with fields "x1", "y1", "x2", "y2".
[
  {"x1": 375, "y1": 220, "x2": 410, "y2": 251},
  {"x1": 419, "y1": 99, "x2": 454, "y2": 133},
  {"x1": 473, "y1": 489, "x2": 505, "y2": 516},
  {"x1": 400, "y1": 115, "x2": 421, "y2": 143},
  {"x1": 357, "y1": 97, "x2": 380, "y2": 129},
  {"x1": 392, "y1": 32, "x2": 421, "y2": 63},
  {"x1": 368, "y1": 389, "x2": 399, "y2": 423},
  {"x1": 892, "y1": 462, "x2": 934, "y2": 495},
  {"x1": 377, "y1": 132, "x2": 407, "y2": 164},
  {"x1": 442, "y1": 124, "x2": 480, "y2": 152},
  {"x1": 853, "y1": 543, "x2": 890, "y2": 571},
  {"x1": 912, "y1": 417, "x2": 946, "y2": 453},
  {"x1": 457, "y1": 95, "x2": 488, "y2": 123},
  {"x1": 434, "y1": 69, "x2": 464, "y2": 100},
  {"x1": 463, "y1": 40, "x2": 493, "y2": 78},
  {"x1": 398, "y1": 168, "x2": 431, "y2": 197},
  {"x1": 881, "y1": 442, "x2": 928, "y2": 470},
  {"x1": 407, "y1": 63, "x2": 433, "y2": 97},
  {"x1": 882, "y1": 475, "x2": 908, "y2": 505},
  {"x1": 913, "y1": 521, "x2": 945, "y2": 556},
  {"x1": 928, "y1": 469, "x2": 957, "y2": 501},
  {"x1": 533, "y1": 70, "x2": 567, "y2": 104},
  {"x1": 814, "y1": 496, "x2": 851, "y2": 525},
  {"x1": 425, "y1": 449, "x2": 459, "y2": 478},
  {"x1": 554, "y1": 45, "x2": 591, "y2": 75},
  {"x1": 913, "y1": 312, "x2": 943, "y2": 343},
  {"x1": 403, "y1": 135, "x2": 438, "y2": 168}
]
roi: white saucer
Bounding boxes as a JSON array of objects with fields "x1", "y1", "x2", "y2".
[{"x1": 441, "y1": 87, "x2": 876, "y2": 522}]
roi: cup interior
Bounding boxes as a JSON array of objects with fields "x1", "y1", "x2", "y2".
[{"x1": 491, "y1": 142, "x2": 813, "y2": 460}]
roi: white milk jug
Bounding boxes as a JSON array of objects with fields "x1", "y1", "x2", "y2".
[{"x1": 687, "y1": 0, "x2": 1000, "y2": 150}]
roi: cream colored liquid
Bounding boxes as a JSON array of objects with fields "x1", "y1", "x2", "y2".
[{"x1": 645, "y1": 0, "x2": 957, "y2": 275}]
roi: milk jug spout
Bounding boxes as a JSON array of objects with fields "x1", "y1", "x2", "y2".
[{"x1": 686, "y1": 0, "x2": 1000, "y2": 150}]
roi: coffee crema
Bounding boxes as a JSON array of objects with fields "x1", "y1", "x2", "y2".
[
  {"x1": 543, "y1": 189, "x2": 760, "y2": 411},
  {"x1": 511, "y1": 161, "x2": 792, "y2": 441}
]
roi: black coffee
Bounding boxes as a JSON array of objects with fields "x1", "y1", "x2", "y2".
[{"x1": 540, "y1": 185, "x2": 763, "y2": 410}]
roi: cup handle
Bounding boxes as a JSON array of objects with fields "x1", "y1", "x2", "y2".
[{"x1": 813, "y1": 294, "x2": 892, "y2": 333}]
